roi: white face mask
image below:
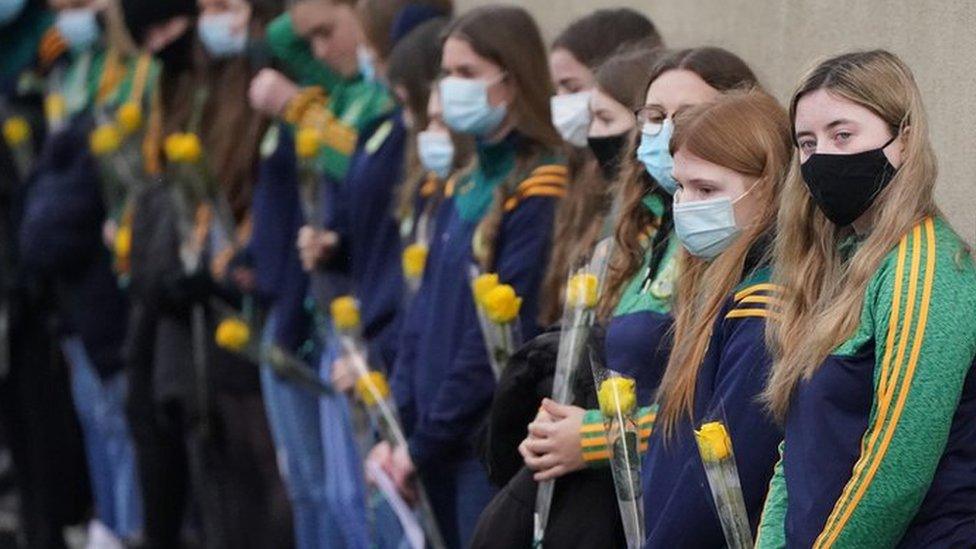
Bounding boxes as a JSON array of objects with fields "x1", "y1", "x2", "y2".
[
  {"x1": 550, "y1": 90, "x2": 592, "y2": 147},
  {"x1": 417, "y1": 130, "x2": 454, "y2": 179}
]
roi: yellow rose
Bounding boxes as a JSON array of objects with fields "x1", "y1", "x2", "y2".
[
  {"x1": 402, "y1": 243, "x2": 428, "y2": 279},
  {"x1": 597, "y1": 376, "x2": 637, "y2": 418},
  {"x1": 566, "y1": 273, "x2": 599, "y2": 308},
  {"x1": 471, "y1": 273, "x2": 499, "y2": 307},
  {"x1": 116, "y1": 102, "x2": 143, "y2": 135},
  {"x1": 483, "y1": 284, "x2": 522, "y2": 324},
  {"x1": 695, "y1": 421, "x2": 732, "y2": 462},
  {"x1": 215, "y1": 318, "x2": 251, "y2": 352},
  {"x1": 44, "y1": 94, "x2": 66, "y2": 125},
  {"x1": 2, "y1": 116, "x2": 30, "y2": 146},
  {"x1": 330, "y1": 296, "x2": 361, "y2": 331},
  {"x1": 296, "y1": 127, "x2": 321, "y2": 159},
  {"x1": 164, "y1": 133, "x2": 203, "y2": 163},
  {"x1": 180, "y1": 133, "x2": 202, "y2": 163},
  {"x1": 355, "y1": 371, "x2": 390, "y2": 407},
  {"x1": 90, "y1": 124, "x2": 122, "y2": 156},
  {"x1": 114, "y1": 225, "x2": 132, "y2": 259}
]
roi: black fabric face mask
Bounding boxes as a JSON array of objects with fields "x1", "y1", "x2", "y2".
[
  {"x1": 800, "y1": 134, "x2": 898, "y2": 226},
  {"x1": 587, "y1": 132, "x2": 629, "y2": 182}
]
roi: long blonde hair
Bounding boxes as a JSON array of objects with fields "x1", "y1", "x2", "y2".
[
  {"x1": 763, "y1": 50, "x2": 940, "y2": 421},
  {"x1": 656, "y1": 90, "x2": 792, "y2": 437}
]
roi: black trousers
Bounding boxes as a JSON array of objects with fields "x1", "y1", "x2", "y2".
[{"x1": 0, "y1": 293, "x2": 91, "y2": 549}]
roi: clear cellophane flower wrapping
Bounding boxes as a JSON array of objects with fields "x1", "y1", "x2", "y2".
[
  {"x1": 335, "y1": 325, "x2": 447, "y2": 549},
  {"x1": 467, "y1": 266, "x2": 523, "y2": 380},
  {"x1": 533, "y1": 249, "x2": 610, "y2": 546},
  {"x1": 694, "y1": 418, "x2": 753, "y2": 549},
  {"x1": 593, "y1": 364, "x2": 644, "y2": 549}
]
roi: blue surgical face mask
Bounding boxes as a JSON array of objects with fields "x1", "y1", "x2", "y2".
[
  {"x1": 0, "y1": 0, "x2": 27, "y2": 25},
  {"x1": 439, "y1": 75, "x2": 507, "y2": 137},
  {"x1": 56, "y1": 9, "x2": 100, "y2": 51},
  {"x1": 637, "y1": 119, "x2": 679, "y2": 195},
  {"x1": 198, "y1": 13, "x2": 248, "y2": 58},
  {"x1": 417, "y1": 130, "x2": 454, "y2": 179},
  {"x1": 672, "y1": 183, "x2": 757, "y2": 259},
  {"x1": 357, "y1": 44, "x2": 377, "y2": 83}
]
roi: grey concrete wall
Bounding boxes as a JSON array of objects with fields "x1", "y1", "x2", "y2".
[{"x1": 456, "y1": 0, "x2": 976, "y2": 242}]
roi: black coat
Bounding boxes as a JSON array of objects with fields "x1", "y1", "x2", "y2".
[
  {"x1": 18, "y1": 114, "x2": 128, "y2": 379},
  {"x1": 472, "y1": 328, "x2": 626, "y2": 548}
]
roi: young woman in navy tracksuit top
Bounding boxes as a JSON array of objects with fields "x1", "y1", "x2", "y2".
[
  {"x1": 376, "y1": 6, "x2": 568, "y2": 548},
  {"x1": 757, "y1": 50, "x2": 976, "y2": 549}
]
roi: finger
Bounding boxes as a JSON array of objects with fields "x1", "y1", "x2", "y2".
[
  {"x1": 533, "y1": 465, "x2": 567, "y2": 482},
  {"x1": 518, "y1": 439, "x2": 539, "y2": 461},
  {"x1": 527, "y1": 421, "x2": 553, "y2": 439},
  {"x1": 541, "y1": 398, "x2": 571, "y2": 419},
  {"x1": 523, "y1": 451, "x2": 558, "y2": 471},
  {"x1": 524, "y1": 437, "x2": 554, "y2": 455}
]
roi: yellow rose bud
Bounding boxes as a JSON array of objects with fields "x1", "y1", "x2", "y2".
[
  {"x1": 164, "y1": 133, "x2": 184, "y2": 162},
  {"x1": 566, "y1": 273, "x2": 599, "y2": 308},
  {"x1": 90, "y1": 124, "x2": 122, "y2": 156},
  {"x1": 181, "y1": 133, "x2": 202, "y2": 162},
  {"x1": 597, "y1": 376, "x2": 637, "y2": 418},
  {"x1": 483, "y1": 284, "x2": 522, "y2": 324},
  {"x1": 330, "y1": 296, "x2": 361, "y2": 331},
  {"x1": 164, "y1": 133, "x2": 203, "y2": 163},
  {"x1": 2, "y1": 116, "x2": 30, "y2": 146},
  {"x1": 45, "y1": 94, "x2": 66, "y2": 125},
  {"x1": 114, "y1": 225, "x2": 132, "y2": 259},
  {"x1": 116, "y1": 102, "x2": 143, "y2": 135},
  {"x1": 355, "y1": 371, "x2": 390, "y2": 407},
  {"x1": 296, "y1": 127, "x2": 321, "y2": 159},
  {"x1": 471, "y1": 273, "x2": 499, "y2": 307},
  {"x1": 402, "y1": 243, "x2": 428, "y2": 279},
  {"x1": 215, "y1": 318, "x2": 251, "y2": 352},
  {"x1": 695, "y1": 421, "x2": 732, "y2": 462}
]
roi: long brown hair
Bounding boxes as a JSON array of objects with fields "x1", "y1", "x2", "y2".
[
  {"x1": 540, "y1": 47, "x2": 663, "y2": 325},
  {"x1": 763, "y1": 50, "x2": 943, "y2": 421},
  {"x1": 163, "y1": 2, "x2": 279, "y2": 220},
  {"x1": 600, "y1": 47, "x2": 759, "y2": 319},
  {"x1": 444, "y1": 5, "x2": 562, "y2": 292},
  {"x1": 656, "y1": 91, "x2": 792, "y2": 437}
]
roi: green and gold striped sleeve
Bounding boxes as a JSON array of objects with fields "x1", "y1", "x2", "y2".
[
  {"x1": 811, "y1": 217, "x2": 976, "y2": 548},
  {"x1": 581, "y1": 404, "x2": 656, "y2": 466}
]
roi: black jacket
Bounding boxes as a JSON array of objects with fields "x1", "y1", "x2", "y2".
[{"x1": 472, "y1": 327, "x2": 626, "y2": 548}]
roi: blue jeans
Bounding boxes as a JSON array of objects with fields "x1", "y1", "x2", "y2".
[
  {"x1": 421, "y1": 457, "x2": 496, "y2": 549},
  {"x1": 319, "y1": 343, "x2": 371, "y2": 549},
  {"x1": 260, "y1": 315, "x2": 343, "y2": 549},
  {"x1": 61, "y1": 336, "x2": 143, "y2": 539}
]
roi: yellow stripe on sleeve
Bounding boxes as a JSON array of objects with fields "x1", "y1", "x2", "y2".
[
  {"x1": 733, "y1": 283, "x2": 782, "y2": 302},
  {"x1": 814, "y1": 219, "x2": 935, "y2": 548},
  {"x1": 725, "y1": 308, "x2": 776, "y2": 320}
]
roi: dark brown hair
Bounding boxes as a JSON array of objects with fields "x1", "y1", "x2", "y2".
[
  {"x1": 162, "y1": 2, "x2": 281, "y2": 221},
  {"x1": 551, "y1": 8, "x2": 662, "y2": 69},
  {"x1": 600, "y1": 47, "x2": 759, "y2": 320},
  {"x1": 357, "y1": 0, "x2": 453, "y2": 61}
]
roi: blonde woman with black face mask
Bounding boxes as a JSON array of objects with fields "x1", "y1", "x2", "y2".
[{"x1": 757, "y1": 50, "x2": 976, "y2": 548}]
